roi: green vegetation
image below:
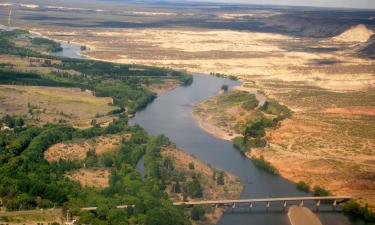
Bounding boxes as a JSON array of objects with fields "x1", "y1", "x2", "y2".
[
  {"x1": 262, "y1": 100, "x2": 293, "y2": 118},
  {"x1": 186, "y1": 177, "x2": 203, "y2": 198},
  {"x1": 221, "y1": 84, "x2": 229, "y2": 92},
  {"x1": 0, "y1": 29, "x2": 197, "y2": 224},
  {"x1": 0, "y1": 114, "x2": 191, "y2": 224},
  {"x1": 312, "y1": 186, "x2": 331, "y2": 197},
  {"x1": 201, "y1": 91, "x2": 292, "y2": 154},
  {"x1": 209, "y1": 72, "x2": 238, "y2": 81},
  {"x1": 31, "y1": 37, "x2": 62, "y2": 52},
  {"x1": 191, "y1": 205, "x2": 205, "y2": 221},
  {"x1": 296, "y1": 181, "x2": 311, "y2": 192},
  {"x1": 232, "y1": 136, "x2": 250, "y2": 153},
  {"x1": 241, "y1": 97, "x2": 259, "y2": 111},
  {"x1": 251, "y1": 156, "x2": 279, "y2": 175},
  {"x1": 343, "y1": 201, "x2": 375, "y2": 225},
  {"x1": 216, "y1": 171, "x2": 225, "y2": 185}
]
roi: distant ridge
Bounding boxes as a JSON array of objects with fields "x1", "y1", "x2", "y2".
[{"x1": 334, "y1": 24, "x2": 374, "y2": 43}]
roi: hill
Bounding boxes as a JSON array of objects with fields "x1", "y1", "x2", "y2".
[{"x1": 334, "y1": 24, "x2": 374, "y2": 42}]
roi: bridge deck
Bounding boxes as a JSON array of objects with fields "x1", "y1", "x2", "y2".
[
  {"x1": 172, "y1": 196, "x2": 352, "y2": 206},
  {"x1": 80, "y1": 196, "x2": 352, "y2": 211}
]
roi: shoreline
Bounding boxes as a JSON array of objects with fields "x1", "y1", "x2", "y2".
[{"x1": 191, "y1": 110, "x2": 238, "y2": 141}]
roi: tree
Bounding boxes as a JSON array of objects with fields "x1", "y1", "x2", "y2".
[
  {"x1": 221, "y1": 84, "x2": 229, "y2": 92},
  {"x1": 188, "y1": 162, "x2": 195, "y2": 170},
  {"x1": 172, "y1": 181, "x2": 181, "y2": 193},
  {"x1": 296, "y1": 181, "x2": 310, "y2": 192},
  {"x1": 186, "y1": 178, "x2": 203, "y2": 198},
  {"x1": 313, "y1": 186, "x2": 331, "y2": 196},
  {"x1": 191, "y1": 205, "x2": 205, "y2": 220},
  {"x1": 216, "y1": 171, "x2": 225, "y2": 185}
]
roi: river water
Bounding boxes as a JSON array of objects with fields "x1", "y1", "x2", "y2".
[
  {"x1": 130, "y1": 74, "x2": 355, "y2": 225},
  {"x1": 52, "y1": 42, "x2": 84, "y2": 59}
]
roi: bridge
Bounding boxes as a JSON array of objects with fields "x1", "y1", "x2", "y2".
[{"x1": 81, "y1": 196, "x2": 352, "y2": 211}]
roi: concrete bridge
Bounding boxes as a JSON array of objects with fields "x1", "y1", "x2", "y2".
[{"x1": 81, "y1": 196, "x2": 352, "y2": 211}]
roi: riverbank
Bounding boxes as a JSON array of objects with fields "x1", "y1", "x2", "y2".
[{"x1": 192, "y1": 81, "x2": 375, "y2": 209}]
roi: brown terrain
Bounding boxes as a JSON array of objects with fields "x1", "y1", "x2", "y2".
[
  {"x1": 65, "y1": 168, "x2": 111, "y2": 188},
  {"x1": 44, "y1": 133, "x2": 131, "y2": 162}
]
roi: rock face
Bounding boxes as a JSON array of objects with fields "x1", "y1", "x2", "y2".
[
  {"x1": 359, "y1": 34, "x2": 375, "y2": 58},
  {"x1": 334, "y1": 24, "x2": 374, "y2": 42}
]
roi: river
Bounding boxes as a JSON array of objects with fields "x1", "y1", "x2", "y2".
[
  {"x1": 130, "y1": 74, "x2": 356, "y2": 225},
  {"x1": 53, "y1": 38, "x2": 355, "y2": 225}
]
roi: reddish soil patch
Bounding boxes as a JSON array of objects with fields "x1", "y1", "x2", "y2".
[
  {"x1": 325, "y1": 107, "x2": 375, "y2": 116},
  {"x1": 65, "y1": 168, "x2": 110, "y2": 188}
]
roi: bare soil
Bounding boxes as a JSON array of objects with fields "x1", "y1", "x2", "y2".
[
  {"x1": 44, "y1": 133, "x2": 131, "y2": 162},
  {"x1": 65, "y1": 168, "x2": 111, "y2": 188}
]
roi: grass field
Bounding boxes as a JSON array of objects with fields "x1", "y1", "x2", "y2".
[{"x1": 0, "y1": 85, "x2": 117, "y2": 128}]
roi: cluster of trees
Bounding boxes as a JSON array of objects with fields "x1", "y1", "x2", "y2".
[
  {"x1": 209, "y1": 72, "x2": 238, "y2": 81},
  {"x1": 31, "y1": 38, "x2": 63, "y2": 53},
  {"x1": 0, "y1": 30, "x2": 46, "y2": 58},
  {"x1": 0, "y1": 114, "x2": 192, "y2": 224},
  {"x1": 234, "y1": 99, "x2": 293, "y2": 154},
  {"x1": 1, "y1": 115, "x2": 24, "y2": 128}
]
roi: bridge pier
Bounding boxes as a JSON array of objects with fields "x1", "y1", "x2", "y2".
[
  {"x1": 283, "y1": 201, "x2": 288, "y2": 211},
  {"x1": 266, "y1": 201, "x2": 270, "y2": 211},
  {"x1": 316, "y1": 200, "x2": 321, "y2": 211},
  {"x1": 332, "y1": 200, "x2": 337, "y2": 211}
]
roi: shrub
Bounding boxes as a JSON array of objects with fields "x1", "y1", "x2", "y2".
[
  {"x1": 216, "y1": 171, "x2": 225, "y2": 185},
  {"x1": 186, "y1": 178, "x2": 203, "y2": 198},
  {"x1": 251, "y1": 156, "x2": 279, "y2": 175},
  {"x1": 191, "y1": 205, "x2": 205, "y2": 220},
  {"x1": 343, "y1": 201, "x2": 375, "y2": 224},
  {"x1": 313, "y1": 186, "x2": 331, "y2": 196},
  {"x1": 296, "y1": 181, "x2": 310, "y2": 192}
]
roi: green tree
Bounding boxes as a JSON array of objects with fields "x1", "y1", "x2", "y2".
[
  {"x1": 186, "y1": 178, "x2": 203, "y2": 198},
  {"x1": 221, "y1": 85, "x2": 229, "y2": 92},
  {"x1": 216, "y1": 171, "x2": 225, "y2": 185},
  {"x1": 191, "y1": 205, "x2": 205, "y2": 220}
]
